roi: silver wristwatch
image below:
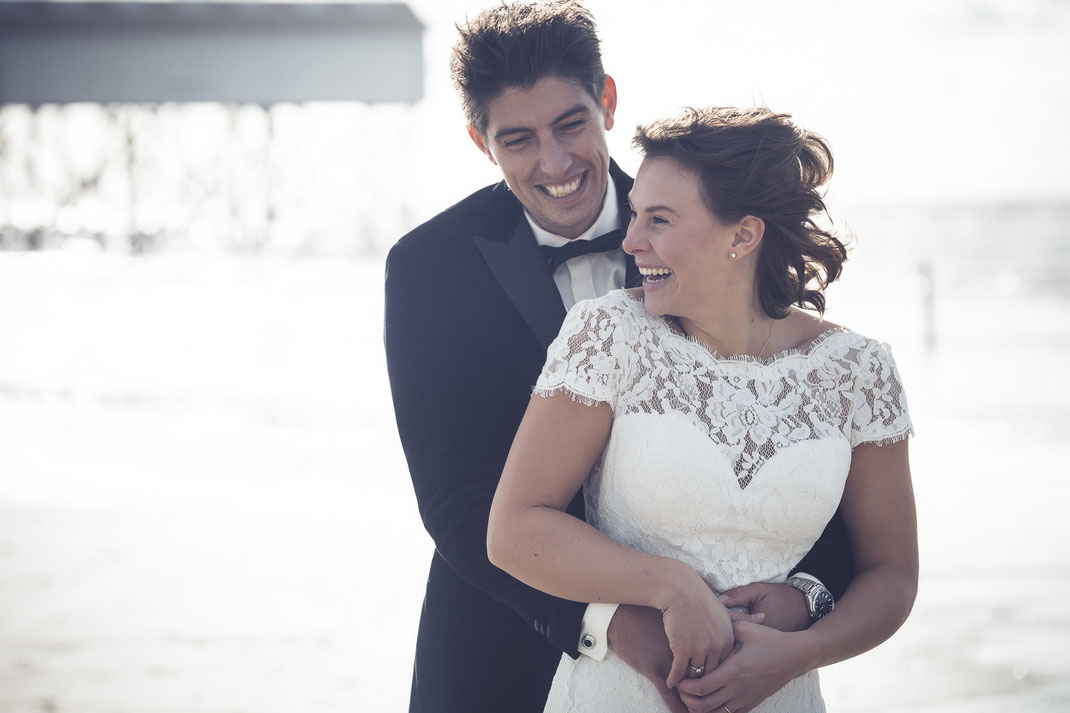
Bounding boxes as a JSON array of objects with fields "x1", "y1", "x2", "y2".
[{"x1": 787, "y1": 575, "x2": 835, "y2": 621}]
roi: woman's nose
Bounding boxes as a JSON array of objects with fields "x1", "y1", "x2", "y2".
[{"x1": 621, "y1": 224, "x2": 645, "y2": 255}]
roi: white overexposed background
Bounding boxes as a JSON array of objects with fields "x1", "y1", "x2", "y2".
[{"x1": 1, "y1": 1, "x2": 1069, "y2": 712}]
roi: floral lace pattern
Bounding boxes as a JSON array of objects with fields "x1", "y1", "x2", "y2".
[
  {"x1": 536, "y1": 290, "x2": 912, "y2": 713},
  {"x1": 536, "y1": 290, "x2": 912, "y2": 489}
]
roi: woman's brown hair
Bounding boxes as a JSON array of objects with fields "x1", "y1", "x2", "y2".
[{"x1": 634, "y1": 107, "x2": 847, "y2": 318}]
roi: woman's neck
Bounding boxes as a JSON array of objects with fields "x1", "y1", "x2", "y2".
[{"x1": 676, "y1": 292, "x2": 777, "y2": 358}]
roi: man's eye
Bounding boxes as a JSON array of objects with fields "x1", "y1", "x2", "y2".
[
  {"x1": 561, "y1": 120, "x2": 584, "y2": 131},
  {"x1": 503, "y1": 137, "x2": 529, "y2": 148}
]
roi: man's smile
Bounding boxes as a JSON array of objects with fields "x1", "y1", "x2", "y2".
[{"x1": 538, "y1": 171, "x2": 586, "y2": 199}]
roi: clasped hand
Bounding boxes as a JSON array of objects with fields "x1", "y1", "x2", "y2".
[
  {"x1": 611, "y1": 581, "x2": 809, "y2": 713},
  {"x1": 660, "y1": 575, "x2": 735, "y2": 689}
]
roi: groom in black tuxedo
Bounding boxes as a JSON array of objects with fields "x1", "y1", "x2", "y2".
[{"x1": 384, "y1": 2, "x2": 853, "y2": 712}]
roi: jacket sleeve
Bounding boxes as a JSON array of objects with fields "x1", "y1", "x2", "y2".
[
  {"x1": 791, "y1": 508, "x2": 853, "y2": 599},
  {"x1": 384, "y1": 239, "x2": 588, "y2": 657}
]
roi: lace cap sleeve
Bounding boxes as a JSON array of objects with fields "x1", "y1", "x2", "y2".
[
  {"x1": 850, "y1": 341, "x2": 914, "y2": 448},
  {"x1": 534, "y1": 295, "x2": 630, "y2": 409}
]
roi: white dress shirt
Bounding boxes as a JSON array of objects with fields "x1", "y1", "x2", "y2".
[
  {"x1": 522, "y1": 176, "x2": 625, "y2": 660},
  {"x1": 525, "y1": 175, "x2": 628, "y2": 311}
]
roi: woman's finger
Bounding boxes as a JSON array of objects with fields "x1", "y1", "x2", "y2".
[
  {"x1": 665, "y1": 652, "x2": 692, "y2": 689},
  {"x1": 678, "y1": 683, "x2": 734, "y2": 713},
  {"x1": 684, "y1": 656, "x2": 708, "y2": 679}
]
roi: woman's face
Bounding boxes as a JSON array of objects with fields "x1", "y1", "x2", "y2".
[{"x1": 623, "y1": 156, "x2": 737, "y2": 319}]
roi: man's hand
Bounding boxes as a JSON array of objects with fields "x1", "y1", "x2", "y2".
[
  {"x1": 608, "y1": 605, "x2": 688, "y2": 713},
  {"x1": 718, "y1": 582, "x2": 810, "y2": 633},
  {"x1": 676, "y1": 621, "x2": 811, "y2": 713},
  {"x1": 608, "y1": 605, "x2": 766, "y2": 713}
]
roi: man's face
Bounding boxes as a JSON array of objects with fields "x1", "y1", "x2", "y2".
[{"x1": 469, "y1": 75, "x2": 616, "y2": 239}]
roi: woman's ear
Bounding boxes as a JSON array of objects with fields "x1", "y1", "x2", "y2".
[{"x1": 729, "y1": 215, "x2": 765, "y2": 258}]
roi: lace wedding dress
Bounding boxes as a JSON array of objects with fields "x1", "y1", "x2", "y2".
[{"x1": 535, "y1": 290, "x2": 913, "y2": 713}]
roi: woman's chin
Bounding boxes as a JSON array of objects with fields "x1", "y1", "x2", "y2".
[
  {"x1": 640, "y1": 282, "x2": 680, "y2": 316},
  {"x1": 640, "y1": 293, "x2": 673, "y2": 317}
]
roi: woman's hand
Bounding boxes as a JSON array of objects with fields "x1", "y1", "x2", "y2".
[
  {"x1": 677, "y1": 620, "x2": 812, "y2": 713},
  {"x1": 660, "y1": 568, "x2": 736, "y2": 689}
]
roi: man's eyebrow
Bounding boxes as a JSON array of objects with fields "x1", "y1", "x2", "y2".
[{"x1": 493, "y1": 105, "x2": 592, "y2": 141}]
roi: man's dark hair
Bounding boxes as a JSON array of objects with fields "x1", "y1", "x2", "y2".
[
  {"x1": 635, "y1": 107, "x2": 848, "y2": 319},
  {"x1": 450, "y1": 0, "x2": 606, "y2": 133}
]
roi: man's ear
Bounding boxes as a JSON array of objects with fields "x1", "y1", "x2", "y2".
[
  {"x1": 601, "y1": 75, "x2": 618, "y2": 131},
  {"x1": 730, "y1": 215, "x2": 765, "y2": 257},
  {"x1": 467, "y1": 125, "x2": 498, "y2": 166}
]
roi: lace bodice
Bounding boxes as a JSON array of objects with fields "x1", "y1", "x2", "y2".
[
  {"x1": 535, "y1": 289, "x2": 913, "y2": 713},
  {"x1": 537, "y1": 290, "x2": 911, "y2": 487}
]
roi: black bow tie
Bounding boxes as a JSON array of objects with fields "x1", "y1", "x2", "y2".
[{"x1": 539, "y1": 229, "x2": 625, "y2": 273}]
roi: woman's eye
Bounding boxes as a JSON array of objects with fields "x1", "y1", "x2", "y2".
[{"x1": 653, "y1": 216, "x2": 669, "y2": 225}]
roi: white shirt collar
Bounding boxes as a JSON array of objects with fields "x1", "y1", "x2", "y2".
[{"x1": 525, "y1": 175, "x2": 621, "y2": 248}]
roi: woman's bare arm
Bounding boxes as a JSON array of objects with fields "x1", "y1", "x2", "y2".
[
  {"x1": 488, "y1": 392, "x2": 734, "y2": 687},
  {"x1": 801, "y1": 438, "x2": 919, "y2": 664}
]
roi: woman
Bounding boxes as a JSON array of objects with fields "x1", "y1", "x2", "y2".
[{"x1": 487, "y1": 107, "x2": 917, "y2": 713}]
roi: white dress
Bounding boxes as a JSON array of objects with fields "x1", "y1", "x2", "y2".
[{"x1": 534, "y1": 290, "x2": 913, "y2": 713}]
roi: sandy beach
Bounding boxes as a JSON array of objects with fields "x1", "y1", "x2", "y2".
[{"x1": 1, "y1": 251, "x2": 1068, "y2": 712}]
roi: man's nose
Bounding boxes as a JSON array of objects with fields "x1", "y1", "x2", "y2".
[{"x1": 538, "y1": 137, "x2": 571, "y2": 177}]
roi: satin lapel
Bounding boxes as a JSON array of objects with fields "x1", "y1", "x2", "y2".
[{"x1": 473, "y1": 220, "x2": 566, "y2": 349}]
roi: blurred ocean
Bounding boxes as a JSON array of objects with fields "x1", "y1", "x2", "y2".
[{"x1": 845, "y1": 201, "x2": 1070, "y2": 300}]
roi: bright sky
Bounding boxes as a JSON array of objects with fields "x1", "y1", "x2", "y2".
[{"x1": 402, "y1": 0, "x2": 1070, "y2": 207}]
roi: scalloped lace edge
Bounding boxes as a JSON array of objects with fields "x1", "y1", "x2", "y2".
[
  {"x1": 532, "y1": 384, "x2": 608, "y2": 408},
  {"x1": 618, "y1": 288, "x2": 856, "y2": 367},
  {"x1": 855, "y1": 428, "x2": 915, "y2": 449}
]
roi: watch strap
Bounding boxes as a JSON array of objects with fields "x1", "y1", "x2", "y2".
[{"x1": 787, "y1": 575, "x2": 834, "y2": 621}]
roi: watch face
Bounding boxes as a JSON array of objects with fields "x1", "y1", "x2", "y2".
[{"x1": 814, "y1": 590, "x2": 834, "y2": 617}]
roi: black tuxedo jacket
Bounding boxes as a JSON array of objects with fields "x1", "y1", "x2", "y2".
[{"x1": 384, "y1": 161, "x2": 852, "y2": 713}]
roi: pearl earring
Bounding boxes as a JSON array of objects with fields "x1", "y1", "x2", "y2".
[{"x1": 730, "y1": 252, "x2": 737, "y2": 259}]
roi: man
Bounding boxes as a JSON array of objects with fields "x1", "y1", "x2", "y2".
[{"x1": 384, "y1": 2, "x2": 852, "y2": 711}]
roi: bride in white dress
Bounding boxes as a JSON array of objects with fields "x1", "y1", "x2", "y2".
[{"x1": 488, "y1": 107, "x2": 917, "y2": 713}]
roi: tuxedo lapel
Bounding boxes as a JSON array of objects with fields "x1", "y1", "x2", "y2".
[
  {"x1": 473, "y1": 219, "x2": 566, "y2": 350},
  {"x1": 606, "y1": 160, "x2": 640, "y2": 287},
  {"x1": 473, "y1": 162, "x2": 636, "y2": 348}
]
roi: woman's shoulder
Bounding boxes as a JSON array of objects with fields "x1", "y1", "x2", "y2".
[
  {"x1": 775, "y1": 310, "x2": 847, "y2": 353},
  {"x1": 556, "y1": 290, "x2": 664, "y2": 354},
  {"x1": 776, "y1": 310, "x2": 891, "y2": 360},
  {"x1": 569, "y1": 288, "x2": 648, "y2": 322}
]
